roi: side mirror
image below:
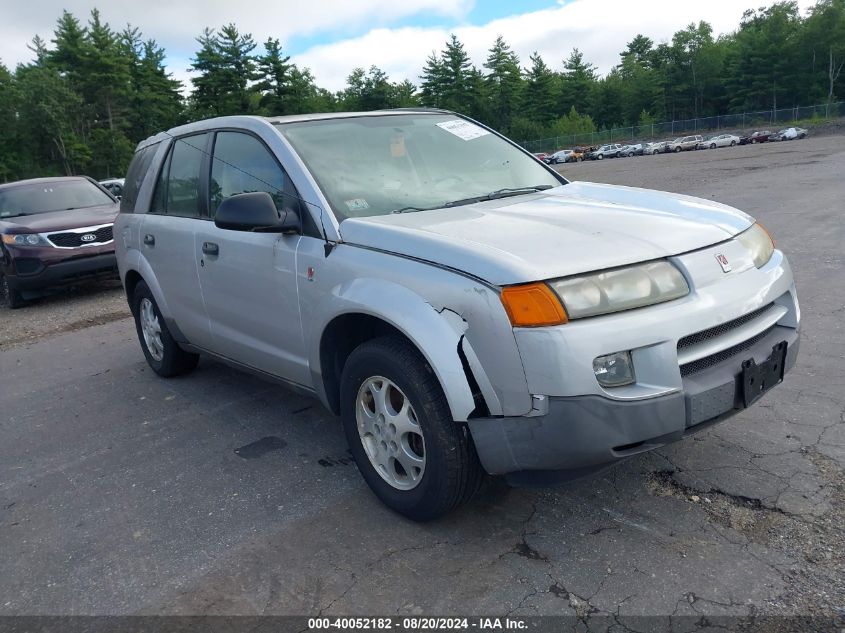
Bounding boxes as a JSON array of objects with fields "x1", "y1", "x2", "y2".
[{"x1": 214, "y1": 192, "x2": 299, "y2": 234}]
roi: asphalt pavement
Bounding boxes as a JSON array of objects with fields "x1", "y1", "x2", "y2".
[{"x1": 1, "y1": 135, "x2": 843, "y2": 619}]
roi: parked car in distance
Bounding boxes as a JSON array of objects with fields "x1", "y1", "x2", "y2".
[
  {"x1": 533, "y1": 152, "x2": 549, "y2": 162},
  {"x1": 620, "y1": 143, "x2": 644, "y2": 157},
  {"x1": 116, "y1": 110, "x2": 800, "y2": 520},
  {"x1": 589, "y1": 144, "x2": 624, "y2": 160},
  {"x1": 669, "y1": 135, "x2": 704, "y2": 152},
  {"x1": 548, "y1": 149, "x2": 583, "y2": 164},
  {"x1": 698, "y1": 134, "x2": 741, "y2": 149},
  {"x1": 770, "y1": 127, "x2": 808, "y2": 141},
  {"x1": 99, "y1": 177, "x2": 125, "y2": 199},
  {"x1": 740, "y1": 130, "x2": 773, "y2": 145},
  {"x1": 0, "y1": 176, "x2": 119, "y2": 308},
  {"x1": 643, "y1": 141, "x2": 670, "y2": 155}
]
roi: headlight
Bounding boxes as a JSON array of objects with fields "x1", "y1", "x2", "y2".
[
  {"x1": 736, "y1": 223, "x2": 774, "y2": 268},
  {"x1": 549, "y1": 260, "x2": 689, "y2": 319},
  {"x1": 2, "y1": 233, "x2": 46, "y2": 247}
]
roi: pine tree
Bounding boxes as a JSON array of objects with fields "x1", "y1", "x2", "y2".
[
  {"x1": 484, "y1": 35, "x2": 523, "y2": 133},
  {"x1": 253, "y1": 38, "x2": 292, "y2": 115},
  {"x1": 523, "y1": 52, "x2": 557, "y2": 126}
]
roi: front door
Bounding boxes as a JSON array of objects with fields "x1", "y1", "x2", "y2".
[{"x1": 195, "y1": 130, "x2": 309, "y2": 386}]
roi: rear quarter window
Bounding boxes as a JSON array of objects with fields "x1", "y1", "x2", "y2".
[{"x1": 120, "y1": 143, "x2": 159, "y2": 213}]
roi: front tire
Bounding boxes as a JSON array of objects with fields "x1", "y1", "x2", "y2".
[
  {"x1": 340, "y1": 336, "x2": 483, "y2": 521},
  {"x1": 132, "y1": 281, "x2": 199, "y2": 377},
  {"x1": 0, "y1": 274, "x2": 25, "y2": 309},
  {"x1": 674, "y1": 146, "x2": 682, "y2": 153},
  {"x1": 597, "y1": 154, "x2": 604, "y2": 160},
  {"x1": 730, "y1": 140, "x2": 737, "y2": 146}
]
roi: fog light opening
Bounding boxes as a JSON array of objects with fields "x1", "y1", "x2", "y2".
[{"x1": 593, "y1": 350, "x2": 635, "y2": 387}]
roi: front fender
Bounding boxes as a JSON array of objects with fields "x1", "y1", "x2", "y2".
[{"x1": 309, "y1": 278, "x2": 491, "y2": 422}]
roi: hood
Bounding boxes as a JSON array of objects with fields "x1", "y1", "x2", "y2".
[
  {"x1": 339, "y1": 181, "x2": 753, "y2": 286},
  {"x1": 0, "y1": 204, "x2": 119, "y2": 234}
]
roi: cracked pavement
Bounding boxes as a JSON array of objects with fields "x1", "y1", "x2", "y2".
[{"x1": 0, "y1": 136, "x2": 843, "y2": 620}]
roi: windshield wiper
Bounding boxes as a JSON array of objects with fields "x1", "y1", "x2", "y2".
[
  {"x1": 390, "y1": 185, "x2": 553, "y2": 215},
  {"x1": 443, "y1": 185, "x2": 554, "y2": 208},
  {"x1": 391, "y1": 204, "x2": 443, "y2": 214}
]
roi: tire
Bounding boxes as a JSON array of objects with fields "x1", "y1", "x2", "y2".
[
  {"x1": 710, "y1": 144, "x2": 716, "y2": 149},
  {"x1": 0, "y1": 274, "x2": 25, "y2": 309},
  {"x1": 131, "y1": 280, "x2": 199, "y2": 377},
  {"x1": 730, "y1": 140, "x2": 737, "y2": 146},
  {"x1": 576, "y1": 156, "x2": 582, "y2": 162},
  {"x1": 340, "y1": 336, "x2": 484, "y2": 521},
  {"x1": 674, "y1": 146, "x2": 681, "y2": 153},
  {"x1": 597, "y1": 154, "x2": 604, "y2": 160}
]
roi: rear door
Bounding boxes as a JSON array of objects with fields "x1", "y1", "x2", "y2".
[
  {"x1": 140, "y1": 133, "x2": 214, "y2": 349},
  {"x1": 195, "y1": 130, "x2": 309, "y2": 385}
]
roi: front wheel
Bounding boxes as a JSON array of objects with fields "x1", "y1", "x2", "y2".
[
  {"x1": 0, "y1": 274, "x2": 25, "y2": 309},
  {"x1": 597, "y1": 154, "x2": 604, "y2": 160},
  {"x1": 674, "y1": 146, "x2": 682, "y2": 153},
  {"x1": 132, "y1": 281, "x2": 199, "y2": 377},
  {"x1": 340, "y1": 337, "x2": 484, "y2": 521}
]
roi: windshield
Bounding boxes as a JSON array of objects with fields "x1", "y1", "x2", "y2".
[
  {"x1": 0, "y1": 180, "x2": 114, "y2": 218},
  {"x1": 276, "y1": 113, "x2": 563, "y2": 220}
]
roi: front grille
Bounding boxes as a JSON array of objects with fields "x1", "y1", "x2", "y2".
[
  {"x1": 48, "y1": 225, "x2": 113, "y2": 248},
  {"x1": 680, "y1": 325, "x2": 776, "y2": 377},
  {"x1": 678, "y1": 303, "x2": 774, "y2": 350}
]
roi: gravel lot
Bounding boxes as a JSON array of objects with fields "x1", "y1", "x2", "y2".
[{"x1": 1, "y1": 134, "x2": 843, "y2": 624}]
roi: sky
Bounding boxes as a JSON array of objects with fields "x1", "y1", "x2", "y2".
[{"x1": 1, "y1": 0, "x2": 820, "y2": 94}]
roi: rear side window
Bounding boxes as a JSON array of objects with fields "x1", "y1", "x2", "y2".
[
  {"x1": 150, "y1": 133, "x2": 209, "y2": 217},
  {"x1": 120, "y1": 143, "x2": 159, "y2": 213}
]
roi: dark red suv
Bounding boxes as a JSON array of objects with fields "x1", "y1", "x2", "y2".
[{"x1": 0, "y1": 176, "x2": 119, "y2": 308}]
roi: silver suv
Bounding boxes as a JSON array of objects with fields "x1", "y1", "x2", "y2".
[
  {"x1": 669, "y1": 135, "x2": 704, "y2": 152},
  {"x1": 116, "y1": 110, "x2": 800, "y2": 520}
]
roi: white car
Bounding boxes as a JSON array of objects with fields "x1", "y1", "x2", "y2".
[
  {"x1": 698, "y1": 134, "x2": 741, "y2": 149},
  {"x1": 774, "y1": 127, "x2": 808, "y2": 141},
  {"x1": 99, "y1": 178, "x2": 125, "y2": 199},
  {"x1": 644, "y1": 141, "x2": 670, "y2": 155}
]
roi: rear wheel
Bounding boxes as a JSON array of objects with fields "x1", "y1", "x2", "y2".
[
  {"x1": 710, "y1": 143, "x2": 716, "y2": 149},
  {"x1": 0, "y1": 274, "x2": 25, "y2": 309},
  {"x1": 730, "y1": 140, "x2": 737, "y2": 146},
  {"x1": 340, "y1": 336, "x2": 484, "y2": 521},
  {"x1": 132, "y1": 281, "x2": 199, "y2": 377}
]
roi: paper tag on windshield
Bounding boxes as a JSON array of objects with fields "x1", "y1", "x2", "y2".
[
  {"x1": 436, "y1": 119, "x2": 490, "y2": 141},
  {"x1": 344, "y1": 198, "x2": 369, "y2": 211}
]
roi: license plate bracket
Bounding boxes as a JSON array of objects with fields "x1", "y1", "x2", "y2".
[{"x1": 741, "y1": 341, "x2": 788, "y2": 407}]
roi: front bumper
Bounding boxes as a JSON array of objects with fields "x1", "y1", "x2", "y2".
[
  {"x1": 5, "y1": 253, "x2": 118, "y2": 292},
  {"x1": 468, "y1": 325, "x2": 799, "y2": 483}
]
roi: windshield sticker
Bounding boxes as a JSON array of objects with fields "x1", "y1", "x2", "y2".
[
  {"x1": 344, "y1": 198, "x2": 370, "y2": 211},
  {"x1": 436, "y1": 119, "x2": 490, "y2": 141}
]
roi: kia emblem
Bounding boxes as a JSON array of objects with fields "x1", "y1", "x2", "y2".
[
  {"x1": 715, "y1": 253, "x2": 731, "y2": 273},
  {"x1": 81, "y1": 234, "x2": 97, "y2": 242}
]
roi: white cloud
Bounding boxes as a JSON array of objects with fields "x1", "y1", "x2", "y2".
[
  {"x1": 0, "y1": 0, "x2": 473, "y2": 70},
  {"x1": 294, "y1": 0, "x2": 819, "y2": 91}
]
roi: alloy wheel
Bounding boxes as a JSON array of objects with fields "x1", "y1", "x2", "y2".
[
  {"x1": 356, "y1": 376, "x2": 426, "y2": 491},
  {"x1": 139, "y1": 297, "x2": 164, "y2": 361}
]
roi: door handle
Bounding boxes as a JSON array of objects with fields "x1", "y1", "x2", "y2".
[
  {"x1": 202, "y1": 242, "x2": 219, "y2": 256},
  {"x1": 143, "y1": 234, "x2": 155, "y2": 246}
]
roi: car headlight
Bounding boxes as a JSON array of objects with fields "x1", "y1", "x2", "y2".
[
  {"x1": 736, "y1": 223, "x2": 774, "y2": 268},
  {"x1": 548, "y1": 260, "x2": 690, "y2": 319},
  {"x1": 2, "y1": 233, "x2": 47, "y2": 247}
]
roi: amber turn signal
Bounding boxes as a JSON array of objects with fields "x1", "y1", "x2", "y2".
[{"x1": 500, "y1": 282, "x2": 568, "y2": 327}]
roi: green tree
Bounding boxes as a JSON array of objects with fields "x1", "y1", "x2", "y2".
[
  {"x1": 190, "y1": 24, "x2": 257, "y2": 117},
  {"x1": 253, "y1": 38, "x2": 292, "y2": 115},
  {"x1": 522, "y1": 52, "x2": 557, "y2": 126},
  {"x1": 560, "y1": 49, "x2": 596, "y2": 114},
  {"x1": 483, "y1": 35, "x2": 523, "y2": 132}
]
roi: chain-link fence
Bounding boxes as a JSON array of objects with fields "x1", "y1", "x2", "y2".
[{"x1": 521, "y1": 101, "x2": 845, "y2": 153}]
